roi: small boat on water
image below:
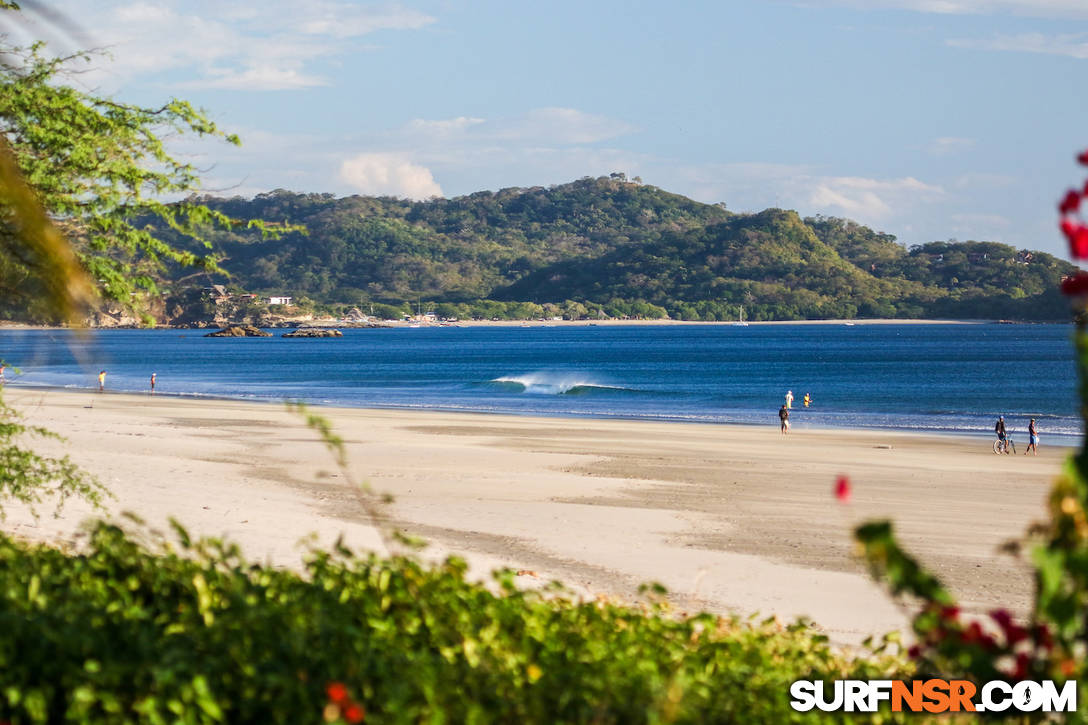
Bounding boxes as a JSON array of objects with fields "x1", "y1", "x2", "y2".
[{"x1": 732, "y1": 306, "x2": 749, "y2": 327}]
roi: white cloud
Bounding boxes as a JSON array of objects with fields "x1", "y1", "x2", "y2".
[
  {"x1": 339, "y1": 153, "x2": 444, "y2": 199},
  {"x1": 493, "y1": 108, "x2": 637, "y2": 145},
  {"x1": 406, "y1": 117, "x2": 487, "y2": 135},
  {"x1": 795, "y1": 0, "x2": 1088, "y2": 19},
  {"x1": 323, "y1": 109, "x2": 641, "y2": 197},
  {"x1": 296, "y1": 5, "x2": 434, "y2": 38},
  {"x1": 947, "y1": 32, "x2": 1088, "y2": 59},
  {"x1": 929, "y1": 136, "x2": 975, "y2": 155},
  {"x1": 29, "y1": 1, "x2": 436, "y2": 91},
  {"x1": 953, "y1": 172, "x2": 1015, "y2": 188},
  {"x1": 807, "y1": 176, "x2": 944, "y2": 219},
  {"x1": 400, "y1": 108, "x2": 636, "y2": 146},
  {"x1": 950, "y1": 212, "x2": 1011, "y2": 228},
  {"x1": 181, "y1": 66, "x2": 329, "y2": 91},
  {"x1": 643, "y1": 161, "x2": 948, "y2": 231},
  {"x1": 946, "y1": 212, "x2": 1015, "y2": 241}
]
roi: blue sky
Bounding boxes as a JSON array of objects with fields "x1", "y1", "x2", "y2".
[{"x1": 17, "y1": 0, "x2": 1088, "y2": 258}]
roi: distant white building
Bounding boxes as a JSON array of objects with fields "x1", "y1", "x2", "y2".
[{"x1": 268, "y1": 296, "x2": 293, "y2": 306}]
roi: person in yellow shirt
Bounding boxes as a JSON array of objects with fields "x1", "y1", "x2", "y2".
[
  {"x1": 97, "y1": 370, "x2": 106, "y2": 392},
  {"x1": 803, "y1": 393, "x2": 811, "y2": 408}
]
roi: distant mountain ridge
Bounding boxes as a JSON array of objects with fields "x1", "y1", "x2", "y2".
[{"x1": 167, "y1": 176, "x2": 1075, "y2": 321}]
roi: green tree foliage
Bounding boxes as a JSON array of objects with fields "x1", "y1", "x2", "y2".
[
  {"x1": 166, "y1": 178, "x2": 725, "y2": 306},
  {"x1": 0, "y1": 5, "x2": 289, "y2": 513},
  {"x1": 156, "y1": 184, "x2": 1074, "y2": 323},
  {"x1": 0, "y1": 134, "x2": 93, "y2": 324},
  {"x1": 0, "y1": 19, "x2": 290, "y2": 322}
]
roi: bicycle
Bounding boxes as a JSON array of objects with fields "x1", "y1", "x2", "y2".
[{"x1": 993, "y1": 437, "x2": 1016, "y2": 455}]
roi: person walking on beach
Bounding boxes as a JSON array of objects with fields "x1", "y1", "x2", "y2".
[
  {"x1": 785, "y1": 390, "x2": 794, "y2": 410},
  {"x1": 803, "y1": 392, "x2": 811, "y2": 408},
  {"x1": 1025, "y1": 418, "x2": 1039, "y2": 456},
  {"x1": 98, "y1": 370, "x2": 106, "y2": 392},
  {"x1": 0, "y1": 364, "x2": 6, "y2": 387},
  {"x1": 779, "y1": 404, "x2": 790, "y2": 434},
  {"x1": 995, "y1": 415, "x2": 1008, "y2": 453},
  {"x1": 150, "y1": 372, "x2": 157, "y2": 394}
]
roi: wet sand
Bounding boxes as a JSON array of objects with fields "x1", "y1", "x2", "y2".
[{"x1": 2, "y1": 388, "x2": 1067, "y2": 643}]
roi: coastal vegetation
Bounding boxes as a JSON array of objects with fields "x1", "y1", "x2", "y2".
[
  {"x1": 0, "y1": 520, "x2": 912, "y2": 724},
  {"x1": 0, "y1": 14, "x2": 289, "y2": 326},
  {"x1": 1, "y1": 13, "x2": 918, "y2": 721},
  {"x1": 154, "y1": 181, "x2": 1076, "y2": 323},
  {"x1": 1, "y1": 6, "x2": 1085, "y2": 722}
]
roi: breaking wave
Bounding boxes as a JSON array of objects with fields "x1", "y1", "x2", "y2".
[{"x1": 488, "y1": 372, "x2": 636, "y2": 396}]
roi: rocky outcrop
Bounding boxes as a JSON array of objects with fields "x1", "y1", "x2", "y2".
[
  {"x1": 204, "y1": 325, "x2": 272, "y2": 337},
  {"x1": 282, "y1": 328, "x2": 343, "y2": 338},
  {"x1": 87, "y1": 306, "x2": 144, "y2": 328}
]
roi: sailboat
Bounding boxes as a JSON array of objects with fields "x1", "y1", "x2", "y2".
[{"x1": 732, "y1": 306, "x2": 749, "y2": 327}]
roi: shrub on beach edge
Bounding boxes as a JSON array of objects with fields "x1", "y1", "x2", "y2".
[{"x1": 0, "y1": 520, "x2": 910, "y2": 724}]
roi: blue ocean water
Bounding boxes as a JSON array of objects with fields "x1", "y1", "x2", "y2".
[{"x1": 0, "y1": 324, "x2": 1079, "y2": 441}]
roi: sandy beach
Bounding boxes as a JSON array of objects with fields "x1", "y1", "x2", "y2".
[{"x1": 3, "y1": 388, "x2": 1067, "y2": 644}]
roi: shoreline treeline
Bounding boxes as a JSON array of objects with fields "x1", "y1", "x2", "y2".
[{"x1": 148, "y1": 177, "x2": 1075, "y2": 323}]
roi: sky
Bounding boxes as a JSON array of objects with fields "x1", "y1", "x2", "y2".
[{"x1": 9, "y1": 0, "x2": 1088, "y2": 258}]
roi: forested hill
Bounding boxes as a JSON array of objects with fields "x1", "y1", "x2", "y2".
[{"x1": 170, "y1": 176, "x2": 1075, "y2": 321}]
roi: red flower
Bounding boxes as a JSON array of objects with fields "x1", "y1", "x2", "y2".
[
  {"x1": 1033, "y1": 623, "x2": 1053, "y2": 651},
  {"x1": 1013, "y1": 652, "x2": 1031, "y2": 680},
  {"x1": 326, "y1": 682, "x2": 349, "y2": 705},
  {"x1": 1006, "y1": 624, "x2": 1028, "y2": 646},
  {"x1": 989, "y1": 609, "x2": 1029, "y2": 646},
  {"x1": 962, "y1": 621, "x2": 984, "y2": 644},
  {"x1": 1059, "y1": 189, "x2": 1081, "y2": 215},
  {"x1": 1061, "y1": 217, "x2": 1080, "y2": 238},
  {"x1": 834, "y1": 475, "x2": 851, "y2": 503},
  {"x1": 1074, "y1": 227, "x2": 1088, "y2": 258},
  {"x1": 344, "y1": 704, "x2": 366, "y2": 723},
  {"x1": 907, "y1": 644, "x2": 922, "y2": 659},
  {"x1": 1077, "y1": 150, "x2": 1088, "y2": 165},
  {"x1": 961, "y1": 621, "x2": 999, "y2": 650},
  {"x1": 1062, "y1": 273, "x2": 1088, "y2": 296},
  {"x1": 1062, "y1": 219, "x2": 1088, "y2": 258},
  {"x1": 939, "y1": 605, "x2": 960, "y2": 622},
  {"x1": 989, "y1": 609, "x2": 1013, "y2": 629}
]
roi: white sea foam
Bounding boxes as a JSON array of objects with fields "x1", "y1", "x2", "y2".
[{"x1": 490, "y1": 371, "x2": 629, "y2": 395}]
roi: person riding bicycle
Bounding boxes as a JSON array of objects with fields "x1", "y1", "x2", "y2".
[{"x1": 995, "y1": 416, "x2": 1008, "y2": 452}]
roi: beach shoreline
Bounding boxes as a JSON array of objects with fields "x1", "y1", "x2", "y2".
[
  {"x1": 0, "y1": 317, "x2": 1034, "y2": 332},
  {"x1": 5, "y1": 381, "x2": 1078, "y2": 445},
  {"x1": 2, "y1": 388, "x2": 1070, "y2": 644}
]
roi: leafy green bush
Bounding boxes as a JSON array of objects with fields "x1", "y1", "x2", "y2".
[{"x1": 0, "y1": 520, "x2": 910, "y2": 724}]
